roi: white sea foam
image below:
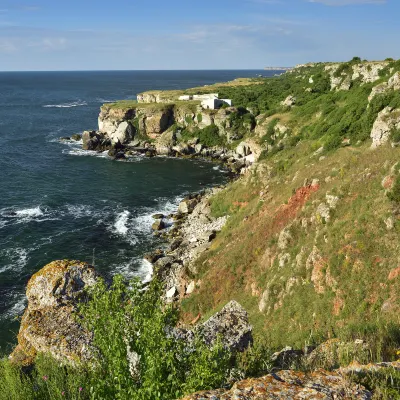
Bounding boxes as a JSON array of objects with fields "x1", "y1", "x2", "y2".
[
  {"x1": 43, "y1": 100, "x2": 87, "y2": 108},
  {"x1": 139, "y1": 259, "x2": 153, "y2": 283},
  {"x1": 67, "y1": 204, "x2": 95, "y2": 218},
  {"x1": 15, "y1": 206, "x2": 44, "y2": 218},
  {"x1": 1, "y1": 293, "x2": 27, "y2": 320},
  {"x1": 0, "y1": 247, "x2": 29, "y2": 274},
  {"x1": 113, "y1": 210, "x2": 132, "y2": 237},
  {"x1": 62, "y1": 148, "x2": 110, "y2": 158}
]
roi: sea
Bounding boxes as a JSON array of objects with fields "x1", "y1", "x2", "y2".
[{"x1": 0, "y1": 69, "x2": 273, "y2": 354}]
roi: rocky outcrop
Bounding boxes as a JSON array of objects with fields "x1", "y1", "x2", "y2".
[
  {"x1": 10, "y1": 260, "x2": 98, "y2": 366},
  {"x1": 370, "y1": 106, "x2": 400, "y2": 148},
  {"x1": 281, "y1": 95, "x2": 296, "y2": 107},
  {"x1": 368, "y1": 71, "x2": 400, "y2": 102},
  {"x1": 325, "y1": 62, "x2": 388, "y2": 91},
  {"x1": 352, "y1": 62, "x2": 388, "y2": 83},
  {"x1": 180, "y1": 369, "x2": 371, "y2": 399},
  {"x1": 174, "y1": 300, "x2": 252, "y2": 353}
]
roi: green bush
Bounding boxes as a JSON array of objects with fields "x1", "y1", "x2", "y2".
[
  {"x1": 0, "y1": 277, "x2": 232, "y2": 400},
  {"x1": 197, "y1": 113, "x2": 203, "y2": 123},
  {"x1": 198, "y1": 125, "x2": 225, "y2": 147}
]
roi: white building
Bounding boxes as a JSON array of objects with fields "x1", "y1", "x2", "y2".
[
  {"x1": 201, "y1": 98, "x2": 232, "y2": 110},
  {"x1": 178, "y1": 93, "x2": 232, "y2": 110}
]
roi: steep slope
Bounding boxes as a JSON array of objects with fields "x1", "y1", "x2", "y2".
[{"x1": 176, "y1": 58, "x2": 400, "y2": 355}]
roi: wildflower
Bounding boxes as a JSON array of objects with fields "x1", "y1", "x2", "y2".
[
  {"x1": 79, "y1": 387, "x2": 83, "y2": 392},
  {"x1": 62, "y1": 392, "x2": 65, "y2": 396},
  {"x1": 42, "y1": 376, "x2": 48, "y2": 381}
]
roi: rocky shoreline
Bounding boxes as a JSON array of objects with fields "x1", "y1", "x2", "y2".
[{"x1": 144, "y1": 187, "x2": 230, "y2": 301}]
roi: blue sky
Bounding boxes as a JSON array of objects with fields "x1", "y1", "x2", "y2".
[{"x1": 0, "y1": 0, "x2": 397, "y2": 71}]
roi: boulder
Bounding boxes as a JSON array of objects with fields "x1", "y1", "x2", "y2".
[
  {"x1": 180, "y1": 369, "x2": 371, "y2": 399},
  {"x1": 182, "y1": 300, "x2": 252, "y2": 352},
  {"x1": 370, "y1": 106, "x2": 400, "y2": 148},
  {"x1": 152, "y1": 219, "x2": 166, "y2": 231},
  {"x1": 71, "y1": 134, "x2": 82, "y2": 141},
  {"x1": 10, "y1": 260, "x2": 98, "y2": 366},
  {"x1": 236, "y1": 142, "x2": 251, "y2": 157},
  {"x1": 82, "y1": 130, "x2": 101, "y2": 150},
  {"x1": 281, "y1": 95, "x2": 296, "y2": 107},
  {"x1": 109, "y1": 121, "x2": 134, "y2": 144},
  {"x1": 178, "y1": 198, "x2": 198, "y2": 214},
  {"x1": 155, "y1": 129, "x2": 176, "y2": 155}
]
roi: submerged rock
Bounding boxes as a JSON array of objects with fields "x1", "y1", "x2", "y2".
[{"x1": 10, "y1": 260, "x2": 98, "y2": 366}]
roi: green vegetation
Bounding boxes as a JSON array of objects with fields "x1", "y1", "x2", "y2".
[
  {"x1": 0, "y1": 277, "x2": 233, "y2": 400},
  {"x1": 180, "y1": 124, "x2": 226, "y2": 148}
]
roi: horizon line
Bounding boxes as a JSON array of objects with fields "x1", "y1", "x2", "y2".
[{"x1": 0, "y1": 68, "x2": 286, "y2": 73}]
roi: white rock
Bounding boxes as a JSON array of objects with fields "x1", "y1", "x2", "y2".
[
  {"x1": 109, "y1": 121, "x2": 134, "y2": 144},
  {"x1": 166, "y1": 286, "x2": 177, "y2": 299},
  {"x1": 186, "y1": 281, "x2": 195, "y2": 295},
  {"x1": 371, "y1": 107, "x2": 400, "y2": 148}
]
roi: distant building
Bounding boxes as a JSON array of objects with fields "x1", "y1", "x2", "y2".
[{"x1": 178, "y1": 93, "x2": 232, "y2": 110}]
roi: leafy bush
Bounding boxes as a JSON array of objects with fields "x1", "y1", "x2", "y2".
[
  {"x1": 0, "y1": 277, "x2": 232, "y2": 400},
  {"x1": 198, "y1": 125, "x2": 225, "y2": 147}
]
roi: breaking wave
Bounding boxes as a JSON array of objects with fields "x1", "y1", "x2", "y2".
[{"x1": 43, "y1": 100, "x2": 87, "y2": 108}]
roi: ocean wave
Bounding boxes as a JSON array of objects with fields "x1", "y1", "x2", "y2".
[
  {"x1": 15, "y1": 206, "x2": 44, "y2": 218},
  {"x1": 96, "y1": 97, "x2": 117, "y2": 103},
  {"x1": 0, "y1": 206, "x2": 48, "y2": 226},
  {"x1": 139, "y1": 259, "x2": 153, "y2": 283},
  {"x1": 114, "y1": 210, "x2": 130, "y2": 235},
  {"x1": 43, "y1": 100, "x2": 87, "y2": 108},
  {"x1": 62, "y1": 148, "x2": 110, "y2": 158},
  {"x1": 0, "y1": 292, "x2": 26, "y2": 321},
  {"x1": 0, "y1": 247, "x2": 29, "y2": 274}
]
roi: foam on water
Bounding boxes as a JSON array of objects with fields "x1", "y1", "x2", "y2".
[
  {"x1": 1, "y1": 293, "x2": 26, "y2": 321},
  {"x1": 0, "y1": 247, "x2": 29, "y2": 274},
  {"x1": 43, "y1": 100, "x2": 87, "y2": 108},
  {"x1": 15, "y1": 206, "x2": 43, "y2": 218},
  {"x1": 114, "y1": 210, "x2": 131, "y2": 235},
  {"x1": 63, "y1": 148, "x2": 110, "y2": 158},
  {"x1": 139, "y1": 259, "x2": 153, "y2": 283}
]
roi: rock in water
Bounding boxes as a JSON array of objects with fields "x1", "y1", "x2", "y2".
[{"x1": 10, "y1": 260, "x2": 98, "y2": 366}]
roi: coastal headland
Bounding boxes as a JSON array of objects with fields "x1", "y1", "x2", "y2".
[{"x1": 6, "y1": 58, "x2": 400, "y2": 398}]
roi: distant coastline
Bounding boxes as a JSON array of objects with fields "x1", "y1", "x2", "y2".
[{"x1": 264, "y1": 66, "x2": 292, "y2": 71}]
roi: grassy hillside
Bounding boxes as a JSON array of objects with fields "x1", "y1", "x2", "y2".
[{"x1": 180, "y1": 58, "x2": 400, "y2": 356}]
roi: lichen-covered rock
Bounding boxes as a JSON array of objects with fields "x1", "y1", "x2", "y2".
[
  {"x1": 174, "y1": 301, "x2": 252, "y2": 353},
  {"x1": 370, "y1": 106, "x2": 400, "y2": 148},
  {"x1": 180, "y1": 368, "x2": 371, "y2": 399},
  {"x1": 10, "y1": 260, "x2": 98, "y2": 366}
]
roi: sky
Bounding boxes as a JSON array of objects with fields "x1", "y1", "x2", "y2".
[{"x1": 0, "y1": 0, "x2": 398, "y2": 71}]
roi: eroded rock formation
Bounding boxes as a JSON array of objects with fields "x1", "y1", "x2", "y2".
[{"x1": 10, "y1": 260, "x2": 98, "y2": 366}]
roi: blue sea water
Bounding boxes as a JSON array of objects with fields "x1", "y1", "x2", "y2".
[{"x1": 0, "y1": 69, "x2": 272, "y2": 353}]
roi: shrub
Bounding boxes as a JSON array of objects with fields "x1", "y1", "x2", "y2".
[
  {"x1": 198, "y1": 125, "x2": 225, "y2": 147},
  {"x1": 197, "y1": 113, "x2": 203, "y2": 123},
  {"x1": 0, "y1": 277, "x2": 232, "y2": 400}
]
